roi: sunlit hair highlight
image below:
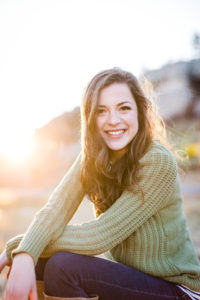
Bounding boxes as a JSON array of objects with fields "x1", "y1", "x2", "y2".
[{"x1": 81, "y1": 67, "x2": 169, "y2": 216}]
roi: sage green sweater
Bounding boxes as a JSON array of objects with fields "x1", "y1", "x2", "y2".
[{"x1": 6, "y1": 142, "x2": 200, "y2": 291}]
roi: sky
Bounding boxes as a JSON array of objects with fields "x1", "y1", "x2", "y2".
[{"x1": 0, "y1": 0, "x2": 200, "y2": 158}]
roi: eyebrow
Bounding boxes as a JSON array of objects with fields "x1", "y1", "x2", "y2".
[{"x1": 98, "y1": 101, "x2": 134, "y2": 107}]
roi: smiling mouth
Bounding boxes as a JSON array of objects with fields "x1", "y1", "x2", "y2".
[{"x1": 105, "y1": 129, "x2": 126, "y2": 136}]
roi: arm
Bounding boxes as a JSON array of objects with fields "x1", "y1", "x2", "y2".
[
  {"x1": 40, "y1": 147, "x2": 177, "y2": 257},
  {"x1": 6, "y1": 152, "x2": 85, "y2": 265},
  {"x1": 6, "y1": 145, "x2": 177, "y2": 260},
  {"x1": 6, "y1": 235, "x2": 24, "y2": 262}
]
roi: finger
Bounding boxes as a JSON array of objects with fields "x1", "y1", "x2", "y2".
[
  {"x1": 29, "y1": 286, "x2": 38, "y2": 300},
  {"x1": 7, "y1": 266, "x2": 12, "y2": 279},
  {"x1": 4, "y1": 282, "x2": 29, "y2": 300},
  {"x1": 3, "y1": 284, "x2": 11, "y2": 300},
  {"x1": 4, "y1": 289, "x2": 30, "y2": 300}
]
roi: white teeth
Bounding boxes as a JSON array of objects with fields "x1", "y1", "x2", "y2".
[{"x1": 107, "y1": 130, "x2": 125, "y2": 136}]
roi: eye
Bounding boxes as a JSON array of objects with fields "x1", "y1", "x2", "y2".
[
  {"x1": 97, "y1": 108, "x2": 106, "y2": 114},
  {"x1": 120, "y1": 106, "x2": 131, "y2": 111}
]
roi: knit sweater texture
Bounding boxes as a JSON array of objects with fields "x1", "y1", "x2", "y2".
[{"x1": 6, "y1": 142, "x2": 200, "y2": 291}]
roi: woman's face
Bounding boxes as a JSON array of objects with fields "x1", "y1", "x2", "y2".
[{"x1": 96, "y1": 82, "x2": 139, "y2": 162}]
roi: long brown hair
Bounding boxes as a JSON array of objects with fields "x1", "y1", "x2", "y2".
[{"x1": 81, "y1": 68, "x2": 168, "y2": 216}]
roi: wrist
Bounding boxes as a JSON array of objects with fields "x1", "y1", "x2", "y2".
[{"x1": 13, "y1": 252, "x2": 34, "y2": 264}]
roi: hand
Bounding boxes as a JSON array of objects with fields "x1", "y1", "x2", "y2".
[
  {"x1": 4, "y1": 253, "x2": 38, "y2": 300},
  {"x1": 0, "y1": 249, "x2": 10, "y2": 273}
]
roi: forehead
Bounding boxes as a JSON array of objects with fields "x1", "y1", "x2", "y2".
[{"x1": 98, "y1": 83, "x2": 135, "y2": 106}]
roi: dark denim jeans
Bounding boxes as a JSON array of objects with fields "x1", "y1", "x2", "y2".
[{"x1": 35, "y1": 252, "x2": 189, "y2": 299}]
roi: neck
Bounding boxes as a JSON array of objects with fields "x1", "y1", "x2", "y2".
[{"x1": 110, "y1": 149, "x2": 127, "y2": 164}]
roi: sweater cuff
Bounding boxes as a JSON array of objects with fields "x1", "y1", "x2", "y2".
[
  {"x1": 11, "y1": 236, "x2": 42, "y2": 266},
  {"x1": 6, "y1": 234, "x2": 23, "y2": 262}
]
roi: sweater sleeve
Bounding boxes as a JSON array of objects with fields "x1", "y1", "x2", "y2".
[
  {"x1": 38, "y1": 146, "x2": 178, "y2": 257},
  {"x1": 6, "y1": 145, "x2": 178, "y2": 262},
  {"x1": 6, "y1": 152, "x2": 85, "y2": 265}
]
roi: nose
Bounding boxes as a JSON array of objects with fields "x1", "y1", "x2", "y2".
[{"x1": 107, "y1": 110, "x2": 120, "y2": 125}]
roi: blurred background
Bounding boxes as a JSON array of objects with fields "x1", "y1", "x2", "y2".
[{"x1": 0, "y1": 0, "x2": 200, "y2": 296}]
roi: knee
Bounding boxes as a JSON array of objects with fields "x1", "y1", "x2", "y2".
[
  {"x1": 44, "y1": 252, "x2": 84, "y2": 295},
  {"x1": 44, "y1": 252, "x2": 81, "y2": 282},
  {"x1": 45, "y1": 252, "x2": 70, "y2": 278}
]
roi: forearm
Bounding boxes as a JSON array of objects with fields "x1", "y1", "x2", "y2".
[
  {"x1": 6, "y1": 235, "x2": 24, "y2": 262},
  {"x1": 41, "y1": 149, "x2": 177, "y2": 257},
  {"x1": 7, "y1": 153, "x2": 84, "y2": 265},
  {"x1": 6, "y1": 146, "x2": 178, "y2": 261}
]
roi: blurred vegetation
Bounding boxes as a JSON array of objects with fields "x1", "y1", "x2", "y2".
[{"x1": 167, "y1": 118, "x2": 200, "y2": 170}]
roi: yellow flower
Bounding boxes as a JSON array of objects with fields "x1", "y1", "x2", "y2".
[{"x1": 185, "y1": 143, "x2": 200, "y2": 157}]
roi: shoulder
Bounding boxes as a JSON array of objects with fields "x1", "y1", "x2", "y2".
[
  {"x1": 140, "y1": 142, "x2": 177, "y2": 177},
  {"x1": 140, "y1": 141, "x2": 176, "y2": 163}
]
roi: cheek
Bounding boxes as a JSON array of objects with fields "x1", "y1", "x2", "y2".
[{"x1": 127, "y1": 112, "x2": 138, "y2": 129}]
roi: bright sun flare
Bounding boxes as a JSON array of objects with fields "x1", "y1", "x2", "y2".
[{"x1": 0, "y1": 131, "x2": 34, "y2": 163}]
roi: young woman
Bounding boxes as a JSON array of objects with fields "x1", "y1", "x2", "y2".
[{"x1": 0, "y1": 68, "x2": 200, "y2": 300}]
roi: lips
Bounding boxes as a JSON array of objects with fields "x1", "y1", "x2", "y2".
[{"x1": 105, "y1": 129, "x2": 126, "y2": 138}]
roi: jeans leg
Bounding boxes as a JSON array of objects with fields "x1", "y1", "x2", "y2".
[{"x1": 35, "y1": 252, "x2": 190, "y2": 300}]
